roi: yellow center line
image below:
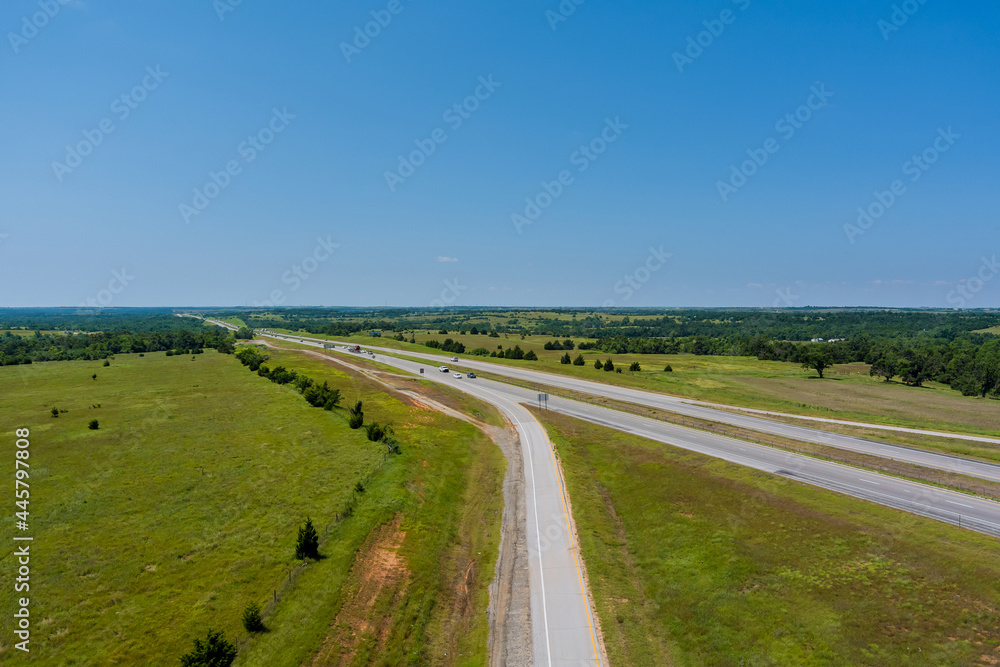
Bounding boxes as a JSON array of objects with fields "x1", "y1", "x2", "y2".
[{"x1": 545, "y1": 427, "x2": 602, "y2": 665}]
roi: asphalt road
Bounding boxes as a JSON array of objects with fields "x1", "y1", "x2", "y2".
[
  {"x1": 268, "y1": 333, "x2": 1000, "y2": 485},
  {"x1": 244, "y1": 326, "x2": 606, "y2": 665},
  {"x1": 262, "y1": 332, "x2": 1000, "y2": 540},
  {"x1": 208, "y1": 322, "x2": 1000, "y2": 663}
]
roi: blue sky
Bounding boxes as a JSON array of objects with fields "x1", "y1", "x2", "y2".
[{"x1": 1, "y1": 0, "x2": 997, "y2": 308}]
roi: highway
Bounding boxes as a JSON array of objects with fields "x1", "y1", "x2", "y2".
[
  {"x1": 209, "y1": 321, "x2": 607, "y2": 665},
  {"x1": 263, "y1": 332, "x2": 1000, "y2": 485},
  {"x1": 256, "y1": 331, "x2": 1000, "y2": 541}
]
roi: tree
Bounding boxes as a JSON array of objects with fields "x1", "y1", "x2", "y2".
[
  {"x1": 573, "y1": 354, "x2": 585, "y2": 366},
  {"x1": 348, "y1": 401, "x2": 364, "y2": 429},
  {"x1": 92, "y1": 374, "x2": 97, "y2": 380},
  {"x1": 242, "y1": 602, "x2": 265, "y2": 633},
  {"x1": 179, "y1": 629, "x2": 237, "y2": 667},
  {"x1": 103, "y1": 360, "x2": 110, "y2": 367},
  {"x1": 603, "y1": 359, "x2": 615, "y2": 372},
  {"x1": 594, "y1": 359, "x2": 603, "y2": 370},
  {"x1": 51, "y1": 407, "x2": 59, "y2": 418},
  {"x1": 524, "y1": 350, "x2": 538, "y2": 361},
  {"x1": 972, "y1": 343, "x2": 1000, "y2": 397},
  {"x1": 628, "y1": 361, "x2": 641, "y2": 372},
  {"x1": 295, "y1": 518, "x2": 320, "y2": 560},
  {"x1": 88, "y1": 419, "x2": 99, "y2": 430},
  {"x1": 801, "y1": 346, "x2": 833, "y2": 379},
  {"x1": 560, "y1": 352, "x2": 571, "y2": 365},
  {"x1": 664, "y1": 364, "x2": 673, "y2": 372},
  {"x1": 869, "y1": 354, "x2": 897, "y2": 382}
]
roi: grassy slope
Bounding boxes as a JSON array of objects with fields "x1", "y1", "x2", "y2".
[
  {"x1": 535, "y1": 409, "x2": 1000, "y2": 666},
  {"x1": 0, "y1": 349, "x2": 503, "y2": 665},
  {"x1": 272, "y1": 329, "x2": 1000, "y2": 437}
]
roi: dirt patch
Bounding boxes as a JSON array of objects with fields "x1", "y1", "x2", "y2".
[
  {"x1": 309, "y1": 517, "x2": 409, "y2": 666},
  {"x1": 273, "y1": 342, "x2": 534, "y2": 665}
]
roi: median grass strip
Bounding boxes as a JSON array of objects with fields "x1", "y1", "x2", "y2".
[
  {"x1": 273, "y1": 327, "x2": 1000, "y2": 438},
  {"x1": 533, "y1": 408, "x2": 1000, "y2": 666},
  {"x1": 0, "y1": 349, "x2": 503, "y2": 665}
]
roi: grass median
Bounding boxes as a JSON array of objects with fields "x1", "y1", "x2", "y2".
[{"x1": 533, "y1": 408, "x2": 1000, "y2": 666}]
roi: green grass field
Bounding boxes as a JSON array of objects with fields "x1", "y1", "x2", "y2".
[
  {"x1": 270, "y1": 328, "x2": 1000, "y2": 437},
  {"x1": 536, "y1": 409, "x2": 1000, "y2": 666},
  {"x1": 0, "y1": 349, "x2": 503, "y2": 665}
]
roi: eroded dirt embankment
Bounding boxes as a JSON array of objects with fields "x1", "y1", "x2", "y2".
[{"x1": 271, "y1": 343, "x2": 533, "y2": 665}]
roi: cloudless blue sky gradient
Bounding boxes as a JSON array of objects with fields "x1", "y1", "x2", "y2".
[{"x1": 1, "y1": 0, "x2": 998, "y2": 308}]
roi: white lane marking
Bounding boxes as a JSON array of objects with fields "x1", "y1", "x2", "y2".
[
  {"x1": 946, "y1": 499, "x2": 974, "y2": 508},
  {"x1": 859, "y1": 478, "x2": 880, "y2": 485}
]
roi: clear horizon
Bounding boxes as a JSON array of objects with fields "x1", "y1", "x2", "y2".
[{"x1": 2, "y1": 1, "x2": 997, "y2": 309}]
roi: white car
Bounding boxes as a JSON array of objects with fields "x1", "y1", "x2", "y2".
[
  {"x1": 451, "y1": 356, "x2": 459, "y2": 362},
  {"x1": 453, "y1": 373, "x2": 462, "y2": 379},
  {"x1": 439, "y1": 366, "x2": 449, "y2": 372}
]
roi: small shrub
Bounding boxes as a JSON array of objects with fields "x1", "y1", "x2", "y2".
[
  {"x1": 594, "y1": 360, "x2": 603, "y2": 370},
  {"x1": 560, "y1": 352, "x2": 571, "y2": 364},
  {"x1": 354, "y1": 481, "x2": 365, "y2": 493},
  {"x1": 348, "y1": 413, "x2": 364, "y2": 429},
  {"x1": 179, "y1": 629, "x2": 237, "y2": 667},
  {"x1": 573, "y1": 354, "x2": 585, "y2": 366},
  {"x1": 616, "y1": 367, "x2": 622, "y2": 374},
  {"x1": 139, "y1": 353, "x2": 145, "y2": 357},
  {"x1": 664, "y1": 364, "x2": 673, "y2": 372},
  {"x1": 103, "y1": 360, "x2": 110, "y2": 367},
  {"x1": 88, "y1": 419, "x2": 99, "y2": 430},
  {"x1": 295, "y1": 518, "x2": 320, "y2": 560},
  {"x1": 524, "y1": 350, "x2": 538, "y2": 361},
  {"x1": 92, "y1": 374, "x2": 97, "y2": 380},
  {"x1": 364, "y1": 422, "x2": 386, "y2": 442},
  {"x1": 603, "y1": 359, "x2": 615, "y2": 372},
  {"x1": 629, "y1": 361, "x2": 641, "y2": 372},
  {"x1": 51, "y1": 407, "x2": 59, "y2": 418},
  {"x1": 242, "y1": 602, "x2": 265, "y2": 633}
]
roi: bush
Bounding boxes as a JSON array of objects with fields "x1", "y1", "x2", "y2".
[
  {"x1": 629, "y1": 361, "x2": 641, "y2": 372},
  {"x1": 139, "y1": 353, "x2": 145, "y2": 357},
  {"x1": 241, "y1": 602, "x2": 265, "y2": 633},
  {"x1": 603, "y1": 359, "x2": 615, "y2": 372},
  {"x1": 616, "y1": 367, "x2": 622, "y2": 374},
  {"x1": 92, "y1": 374, "x2": 97, "y2": 380},
  {"x1": 560, "y1": 352, "x2": 571, "y2": 364},
  {"x1": 364, "y1": 422, "x2": 389, "y2": 442},
  {"x1": 88, "y1": 419, "x2": 99, "y2": 430},
  {"x1": 303, "y1": 381, "x2": 341, "y2": 409},
  {"x1": 51, "y1": 407, "x2": 59, "y2": 418},
  {"x1": 524, "y1": 350, "x2": 538, "y2": 361},
  {"x1": 348, "y1": 412, "x2": 364, "y2": 429},
  {"x1": 103, "y1": 360, "x2": 110, "y2": 367},
  {"x1": 180, "y1": 629, "x2": 237, "y2": 667},
  {"x1": 573, "y1": 354, "x2": 585, "y2": 366},
  {"x1": 470, "y1": 347, "x2": 491, "y2": 356},
  {"x1": 354, "y1": 481, "x2": 365, "y2": 493},
  {"x1": 295, "y1": 518, "x2": 320, "y2": 560},
  {"x1": 594, "y1": 360, "x2": 603, "y2": 370},
  {"x1": 664, "y1": 364, "x2": 673, "y2": 372}
]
